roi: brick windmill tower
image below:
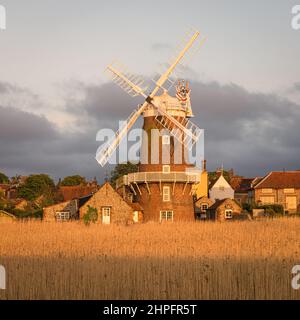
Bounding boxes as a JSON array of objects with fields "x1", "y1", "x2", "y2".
[{"x1": 97, "y1": 30, "x2": 205, "y2": 222}]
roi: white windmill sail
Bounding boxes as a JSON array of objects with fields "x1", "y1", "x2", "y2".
[
  {"x1": 152, "y1": 28, "x2": 206, "y2": 91},
  {"x1": 97, "y1": 29, "x2": 204, "y2": 167}
]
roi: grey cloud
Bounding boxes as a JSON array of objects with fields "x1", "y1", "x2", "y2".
[
  {"x1": 0, "y1": 106, "x2": 58, "y2": 142},
  {"x1": 290, "y1": 82, "x2": 300, "y2": 93},
  {"x1": 151, "y1": 43, "x2": 173, "y2": 51},
  {"x1": 1, "y1": 80, "x2": 300, "y2": 181}
]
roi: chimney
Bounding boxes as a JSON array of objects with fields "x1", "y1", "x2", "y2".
[{"x1": 202, "y1": 159, "x2": 207, "y2": 171}]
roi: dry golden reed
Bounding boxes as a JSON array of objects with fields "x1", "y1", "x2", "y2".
[{"x1": 0, "y1": 218, "x2": 300, "y2": 299}]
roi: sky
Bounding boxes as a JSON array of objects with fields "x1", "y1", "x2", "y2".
[{"x1": 0, "y1": 0, "x2": 300, "y2": 181}]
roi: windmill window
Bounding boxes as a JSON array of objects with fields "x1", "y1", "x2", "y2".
[
  {"x1": 163, "y1": 186, "x2": 171, "y2": 202},
  {"x1": 160, "y1": 210, "x2": 173, "y2": 222},
  {"x1": 162, "y1": 135, "x2": 170, "y2": 145}
]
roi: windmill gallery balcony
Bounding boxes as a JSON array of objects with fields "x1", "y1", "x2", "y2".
[{"x1": 116, "y1": 171, "x2": 201, "y2": 190}]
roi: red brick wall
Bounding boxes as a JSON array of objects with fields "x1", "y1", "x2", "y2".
[{"x1": 136, "y1": 182, "x2": 195, "y2": 222}]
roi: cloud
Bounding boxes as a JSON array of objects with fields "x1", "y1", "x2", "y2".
[
  {"x1": 190, "y1": 81, "x2": 300, "y2": 175},
  {"x1": 1, "y1": 79, "x2": 300, "y2": 181},
  {"x1": 290, "y1": 82, "x2": 300, "y2": 93},
  {"x1": 151, "y1": 43, "x2": 173, "y2": 51}
]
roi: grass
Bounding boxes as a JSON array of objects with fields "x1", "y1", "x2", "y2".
[{"x1": 0, "y1": 217, "x2": 300, "y2": 299}]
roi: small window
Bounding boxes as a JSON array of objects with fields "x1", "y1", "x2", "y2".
[
  {"x1": 262, "y1": 188, "x2": 273, "y2": 194},
  {"x1": 102, "y1": 207, "x2": 111, "y2": 216},
  {"x1": 163, "y1": 186, "x2": 170, "y2": 202},
  {"x1": 56, "y1": 211, "x2": 70, "y2": 222},
  {"x1": 225, "y1": 210, "x2": 232, "y2": 219},
  {"x1": 163, "y1": 165, "x2": 170, "y2": 174},
  {"x1": 284, "y1": 188, "x2": 295, "y2": 194},
  {"x1": 260, "y1": 196, "x2": 275, "y2": 204},
  {"x1": 102, "y1": 207, "x2": 111, "y2": 224},
  {"x1": 201, "y1": 203, "x2": 209, "y2": 212},
  {"x1": 160, "y1": 210, "x2": 173, "y2": 222},
  {"x1": 219, "y1": 186, "x2": 225, "y2": 191},
  {"x1": 162, "y1": 135, "x2": 170, "y2": 145}
]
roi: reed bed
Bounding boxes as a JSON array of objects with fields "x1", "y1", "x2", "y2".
[{"x1": 0, "y1": 218, "x2": 299, "y2": 299}]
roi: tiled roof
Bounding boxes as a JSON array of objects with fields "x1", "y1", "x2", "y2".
[
  {"x1": 208, "y1": 198, "x2": 241, "y2": 210},
  {"x1": 230, "y1": 177, "x2": 255, "y2": 193},
  {"x1": 254, "y1": 171, "x2": 300, "y2": 189},
  {"x1": 59, "y1": 185, "x2": 98, "y2": 201},
  {"x1": 127, "y1": 202, "x2": 144, "y2": 211},
  {"x1": 0, "y1": 184, "x2": 10, "y2": 191}
]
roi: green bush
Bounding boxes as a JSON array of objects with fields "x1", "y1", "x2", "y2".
[
  {"x1": 12, "y1": 208, "x2": 43, "y2": 220},
  {"x1": 242, "y1": 203, "x2": 252, "y2": 212},
  {"x1": 254, "y1": 203, "x2": 284, "y2": 216},
  {"x1": 60, "y1": 175, "x2": 86, "y2": 186},
  {"x1": 83, "y1": 205, "x2": 98, "y2": 226}
]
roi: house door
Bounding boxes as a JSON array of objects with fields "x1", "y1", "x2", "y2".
[
  {"x1": 102, "y1": 207, "x2": 111, "y2": 224},
  {"x1": 286, "y1": 196, "x2": 297, "y2": 210}
]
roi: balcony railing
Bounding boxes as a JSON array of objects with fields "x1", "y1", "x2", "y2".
[{"x1": 116, "y1": 171, "x2": 201, "y2": 189}]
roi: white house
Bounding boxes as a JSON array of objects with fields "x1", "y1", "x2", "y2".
[{"x1": 209, "y1": 174, "x2": 234, "y2": 202}]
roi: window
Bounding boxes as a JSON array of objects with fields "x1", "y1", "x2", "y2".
[
  {"x1": 225, "y1": 210, "x2": 232, "y2": 219},
  {"x1": 284, "y1": 188, "x2": 295, "y2": 194},
  {"x1": 201, "y1": 203, "x2": 209, "y2": 212},
  {"x1": 133, "y1": 211, "x2": 139, "y2": 223},
  {"x1": 56, "y1": 211, "x2": 70, "y2": 222},
  {"x1": 102, "y1": 207, "x2": 111, "y2": 224},
  {"x1": 260, "y1": 196, "x2": 275, "y2": 204},
  {"x1": 286, "y1": 196, "x2": 297, "y2": 210},
  {"x1": 262, "y1": 188, "x2": 273, "y2": 194},
  {"x1": 160, "y1": 210, "x2": 173, "y2": 222},
  {"x1": 219, "y1": 186, "x2": 225, "y2": 191},
  {"x1": 163, "y1": 186, "x2": 170, "y2": 202},
  {"x1": 162, "y1": 135, "x2": 170, "y2": 145},
  {"x1": 163, "y1": 165, "x2": 170, "y2": 174}
]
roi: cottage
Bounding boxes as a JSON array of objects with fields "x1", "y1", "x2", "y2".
[
  {"x1": 230, "y1": 177, "x2": 255, "y2": 205},
  {"x1": 209, "y1": 173, "x2": 234, "y2": 202},
  {"x1": 194, "y1": 196, "x2": 214, "y2": 219},
  {"x1": 252, "y1": 171, "x2": 300, "y2": 214},
  {"x1": 207, "y1": 198, "x2": 242, "y2": 222},
  {"x1": 43, "y1": 199, "x2": 78, "y2": 222},
  {"x1": 0, "y1": 184, "x2": 9, "y2": 198},
  {"x1": 80, "y1": 182, "x2": 143, "y2": 224}
]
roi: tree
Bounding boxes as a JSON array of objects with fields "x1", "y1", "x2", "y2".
[
  {"x1": 110, "y1": 162, "x2": 138, "y2": 187},
  {"x1": 60, "y1": 175, "x2": 86, "y2": 186},
  {"x1": 17, "y1": 174, "x2": 55, "y2": 201},
  {"x1": 0, "y1": 172, "x2": 9, "y2": 184},
  {"x1": 208, "y1": 170, "x2": 232, "y2": 185}
]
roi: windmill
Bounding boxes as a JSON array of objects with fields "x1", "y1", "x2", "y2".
[
  {"x1": 96, "y1": 29, "x2": 206, "y2": 222},
  {"x1": 96, "y1": 29, "x2": 205, "y2": 167}
]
